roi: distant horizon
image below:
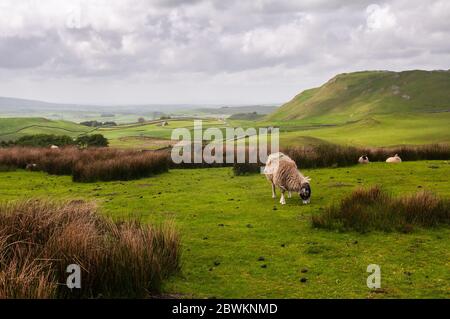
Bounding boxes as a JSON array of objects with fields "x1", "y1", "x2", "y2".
[
  {"x1": 0, "y1": 95, "x2": 282, "y2": 108},
  {"x1": 1, "y1": 68, "x2": 448, "y2": 108}
]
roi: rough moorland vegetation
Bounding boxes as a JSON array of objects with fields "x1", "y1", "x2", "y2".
[
  {"x1": 0, "y1": 147, "x2": 169, "y2": 182},
  {"x1": 312, "y1": 186, "x2": 450, "y2": 233},
  {"x1": 1, "y1": 143, "x2": 449, "y2": 181},
  {"x1": 0, "y1": 199, "x2": 180, "y2": 298},
  {"x1": 233, "y1": 143, "x2": 450, "y2": 175}
]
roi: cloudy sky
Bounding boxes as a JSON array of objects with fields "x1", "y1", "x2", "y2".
[{"x1": 0, "y1": 0, "x2": 449, "y2": 105}]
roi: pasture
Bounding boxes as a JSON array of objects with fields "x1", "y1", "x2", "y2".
[
  {"x1": 3, "y1": 113, "x2": 449, "y2": 151},
  {"x1": 0, "y1": 118, "x2": 92, "y2": 141},
  {"x1": 1, "y1": 161, "x2": 448, "y2": 298},
  {"x1": 277, "y1": 113, "x2": 450, "y2": 147},
  {"x1": 98, "y1": 119, "x2": 226, "y2": 149},
  {"x1": 234, "y1": 112, "x2": 450, "y2": 147}
]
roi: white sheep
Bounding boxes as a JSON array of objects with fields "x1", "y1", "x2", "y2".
[
  {"x1": 264, "y1": 152, "x2": 311, "y2": 205},
  {"x1": 50, "y1": 145, "x2": 59, "y2": 149},
  {"x1": 25, "y1": 163, "x2": 38, "y2": 171},
  {"x1": 386, "y1": 154, "x2": 401, "y2": 163},
  {"x1": 358, "y1": 155, "x2": 369, "y2": 164}
]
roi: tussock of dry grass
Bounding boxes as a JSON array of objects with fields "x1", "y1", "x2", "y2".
[
  {"x1": 284, "y1": 143, "x2": 450, "y2": 168},
  {"x1": 0, "y1": 147, "x2": 169, "y2": 182},
  {"x1": 1, "y1": 144, "x2": 448, "y2": 180},
  {"x1": 0, "y1": 199, "x2": 180, "y2": 298},
  {"x1": 233, "y1": 144, "x2": 450, "y2": 174},
  {"x1": 312, "y1": 186, "x2": 450, "y2": 232}
]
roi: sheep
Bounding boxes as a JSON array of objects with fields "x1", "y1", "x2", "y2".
[
  {"x1": 263, "y1": 152, "x2": 288, "y2": 194},
  {"x1": 264, "y1": 152, "x2": 311, "y2": 205},
  {"x1": 25, "y1": 163, "x2": 38, "y2": 171},
  {"x1": 50, "y1": 145, "x2": 59, "y2": 149},
  {"x1": 358, "y1": 155, "x2": 369, "y2": 164},
  {"x1": 386, "y1": 154, "x2": 402, "y2": 163}
]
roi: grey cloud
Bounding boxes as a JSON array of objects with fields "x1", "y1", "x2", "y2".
[
  {"x1": 2, "y1": 0, "x2": 450, "y2": 76},
  {"x1": 0, "y1": 33, "x2": 60, "y2": 69},
  {"x1": 0, "y1": 0, "x2": 449, "y2": 104}
]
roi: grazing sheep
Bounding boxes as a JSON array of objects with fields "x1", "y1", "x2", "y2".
[
  {"x1": 264, "y1": 152, "x2": 311, "y2": 205},
  {"x1": 386, "y1": 154, "x2": 402, "y2": 163},
  {"x1": 25, "y1": 163, "x2": 38, "y2": 171},
  {"x1": 358, "y1": 155, "x2": 369, "y2": 164},
  {"x1": 50, "y1": 145, "x2": 59, "y2": 149}
]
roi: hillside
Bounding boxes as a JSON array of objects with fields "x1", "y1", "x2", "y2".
[
  {"x1": 267, "y1": 70, "x2": 450, "y2": 122},
  {"x1": 0, "y1": 117, "x2": 93, "y2": 141}
]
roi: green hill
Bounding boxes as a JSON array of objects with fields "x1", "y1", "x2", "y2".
[
  {"x1": 0, "y1": 117, "x2": 93, "y2": 141},
  {"x1": 267, "y1": 70, "x2": 450, "y2": 122}
]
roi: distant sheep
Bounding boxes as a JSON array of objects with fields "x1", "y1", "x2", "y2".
[
  {"x1": 386, "y1": 154, "x2": 402, "y2": 163},
  {"x1": 50, "y1": 145, "x2": 59, "y2": 149},
  {"x1": 25, "y1": 163, "x2": 39, "y2": 171},
  {"x1": 358, "y1": 155, "x2": 369, "y2": 164},
  {"x1": 264, "y1": 152, "x2": 311, "y2": 205}
]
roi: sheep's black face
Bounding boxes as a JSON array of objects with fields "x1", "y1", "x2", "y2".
[{"x1": 299, "y1": 183, "x2": 311, "y2": 204}]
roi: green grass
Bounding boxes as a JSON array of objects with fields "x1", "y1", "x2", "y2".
[
  {"x1": 0, "y1": 117, "x2": 92, "y2": 141},
  {"x1": 230, "y1": 112, "x2": 450, "y2": 147},
  {"x1": 2, "y1": 113, "x2": 449, "y2": 149},
  {"x1": 278, "y1": 113, "x2": 450, "y2": 147},
  {"x1": 0, "y1": 117, "x2": 227, "y2": 149},
  {"x1": 0, "y1": 161, "x2": 448, "y2": 298}
]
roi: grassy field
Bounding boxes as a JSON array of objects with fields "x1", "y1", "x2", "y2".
[
  {"x1": 0, "y1": 117, "x2": 228, "y2": 149},
  {"x1": 0, "y1": 117, "x2": 93, "y2": 141},
  {"x1": 230, "y1": 112, "x2": 450, "y2": 147},
  {"x1": 1, "y1": 161, "x2": 448, "y2": 298},
  {"x1": 1, "y1": 112, "x2": 449, "y2": 149},
  {"x1": 0, "y1": 111, "x2": 156, "y2": 125},
  {"x1": 99, "y1": 119, "x2": 226, "y2": 149},
  {"x1": 277, "y1": 113, "x2": 450, "y2": 147},
  {"x1": 100, "y1": 111, "x2": 450, "y2": 149}
]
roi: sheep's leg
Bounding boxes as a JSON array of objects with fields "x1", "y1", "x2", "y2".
[
  {"x1": 280, "y1": 189, "x2": 286, "y2": 205},
  {"x1": 288, "y1": 191, "x2": 292, "y2": 198},
  {"x1": 271, "y1": 183, "x2": 276, "y2": 198}
]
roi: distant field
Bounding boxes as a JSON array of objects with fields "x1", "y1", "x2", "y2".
[
  {"x1": 99, "y1": 118, "x2": 227, "y2": 149},
  {"x1": 0, "y1": 161, "x2": 448, "y2": 298},
  {"x1": 1, "y1": 112, "x2": 449, "y2": 149},
  {"x1": 0, "y1": 117, "x2": 227, "y2": 149},
  {"x1": 0, "y1": 117, "x2": 92, "y2": 141},
  {"x1": 0, "y1": 111, "x2": 160, "y2": 124}
]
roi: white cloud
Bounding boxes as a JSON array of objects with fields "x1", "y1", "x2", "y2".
[{"x1": 366, "y1": 4, "x2": 397, "y2": 31}]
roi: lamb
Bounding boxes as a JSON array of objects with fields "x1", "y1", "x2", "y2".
[
  {"x1": 386, "y1": 154, "x2": 401, "y2": 163},
  {"x1": 264, "y1": 152, "x2": 311, "y2": 205},
  {"x1": 358, "y1": 155, "x2": 369, "y2": 164}
]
